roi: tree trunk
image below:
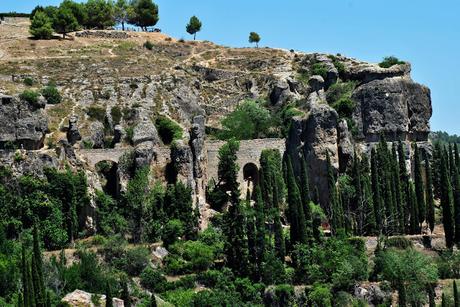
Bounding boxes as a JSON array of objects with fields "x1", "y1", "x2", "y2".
[
  {"x1": 122, "y1": 22, "x2": 125, "y2": 31},
  {"x1": 194, "y1": 33, "x2": 196, "y2": 40}
]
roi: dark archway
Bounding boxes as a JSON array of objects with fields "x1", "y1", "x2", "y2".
[
  {"x1": 243, "y1": 162, "x2": 259, "y2": 188},
  {"x1": 95, "y1": 160, "x2": 119, "y2": 198}
]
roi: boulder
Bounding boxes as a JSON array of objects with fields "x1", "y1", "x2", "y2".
[
  {"x1": 352, "y1": 77, "x2": 432, "y2": 142},
  {"x1": 62, "y1": 289, "x2": 124, "y2": 307},
  {"x1": 269, "y1": 78, "x2": 291, "y2": 106},
  {"x1": 0, "y1": 95, "x2": 48, "y2": 150},
  {"x1": 67, "y1": 116, "x2": 82, "y2": 145},
  {"x1": 132, "y1": 120, "x2": 160, "y2": 146}
]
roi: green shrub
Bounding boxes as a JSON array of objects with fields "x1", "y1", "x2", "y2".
[
  {"x1": 326, "y1": 81, "x2": 356, "y2": 104},
  {"x1": 385, "y1": 236, "x2": 414, "y2": 249},
  {"x1": 20, "y1": 89, "x2": 40, "y2": 105},
  {"x1": 155, "y1": 116, "x2": 183, "y2": 145},
  {"x1": 379, "y1": 56, "x2": 405, "y2": 68},
  {"x1": 311, "y1": 62, "x2": 328, "y2": 79},
  {"x1": 87, "y1": 106, "x2": 106, "y2": 122},
  {"x1": 143, "y1": 40, "x2": 154, "y2": 50},
  {"x1": 124, "y1": 126, "x2": 134, "y2": 144},
  {"x1": 122, "y1": 247, "x2": 150, "y2": 276},
  {"x1": 42, "y1": 85, "x2": 62, "y2": 104},
  {"x1": 140, "y1": 267, "x2": 167, "y2": 292},
  {"x1": 333, "y1": 97, "x2": 355, "y2": 118},
  {"x1": 308, "y1": 283, "x2": 332, "y2": 307},
  {"x1": 110, "y1": 106, "x2": 122, "y2": 125},
  {"x1": 328, "y1": 55, "x2": 346, "y2": 75},
  {"x1": 23, "y1": 77, "x2": 34, "y2": 86},
  {"x1": 182, "y1": 241, "x2": 215, "y2": 271},
  {"x1": 162, "y1": 219, "x2": 184, "y2": 248}
]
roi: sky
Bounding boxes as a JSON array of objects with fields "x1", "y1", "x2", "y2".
[{"x1": 1, "y1": 0, "x2": 459, "y2": 135}]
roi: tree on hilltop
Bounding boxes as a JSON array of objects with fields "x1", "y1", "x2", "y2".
[
  {"x1": 249, "y1": 32, "x2": 261, "y2": 48},
  {"x1": 115, "y1": 0, "x2": 132, "y2": 31},
  {"x1": 53, "y1": 6, "x2": 79, "y2": 38},
  {"x1": 186, "y1": 16, "x2": 202, "y2": 40},
  {"x1": 130, "y1": 0, "x2": 159, "y2": 31}
]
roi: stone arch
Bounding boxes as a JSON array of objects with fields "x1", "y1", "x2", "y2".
[
  {"x1": 242, "y1": 162, "x2": 259, "y2": 195},
  {"x1": 95, "y1": 160, "x2": 120, "y2": 198}
]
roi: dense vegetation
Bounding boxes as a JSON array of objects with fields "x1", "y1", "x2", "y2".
[{"x1": 2, "y1": 133, "x2": 460, "y2": 305}]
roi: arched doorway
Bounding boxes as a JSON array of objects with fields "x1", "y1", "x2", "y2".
[
  {"x1": 95, "y1": 160, "x2": 119, "y2": 198},
  {"x1": 243, "y1": 162, "x2": 259, "y2": 196}
]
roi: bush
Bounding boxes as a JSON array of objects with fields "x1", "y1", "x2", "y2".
[
  {"x1": 42, "y1": 85, "x2": 61, "y2": 104},
  {"x1": 182, "y1": 241, "x2": 215, "y2": 271},
  {"x1": 110, "y1": 106, "x2": 122, "y2": 125},
  {"x1": 23, "y1": 77, "x2": 34, "y2": 86},
  {"x1": 162, "y1": 219, "x2": 184, "y2": 247},
  {"x1": 140, "y1": 267, "x2": 167, "y2": 292},
  {"x1": 308, "y1": 283, "x2": 332, "y2": 307},
  {"x1": 155, "y1": 116, "x2": 183, "y2": 145},
  {"x1": 123, "y1": 247, "x2": 150, "y2": 276},
  {"x1": 385, "y1": 236, "x2": 414, "y2": 249},
  {"x1": 20, "y1": 89, "x2": 40, "y2": 105},
  {"x1": 143, "y1": 40, "x2": 154, "y2": 50},
  {"x1": 326, "y1": 81, "x2": 356, "y2": 104},
  {"x1": 29, "y1": 11, "x2": 53, "y2": 39},
  {"x1": 87, "y1": 106, "x2": 106, "y2": 122},
  {"x1": 311, "y1": 62, "x2": 328, "y2": 79},
  {"x1": 379, "y1": 56, "x2": 405, "y2": 68},
  {"x1": 333, "y1": 97, "x2": 355, "y2": 118}
]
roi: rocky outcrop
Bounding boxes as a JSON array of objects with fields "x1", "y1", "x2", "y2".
[
  {"x1": 171, "y1": 140, "x2": 194, "y2": 188},
  {"x1": 0, "y1": 95, "x2": 48, "y2": 150},
  {"x1": 352, "y1": 77, "x2": 432, "y2": 142},
  {"x1": 67, "y1": 116, "x2": 81, "y2": 145},
  {"x1": 132, "y1": 120, "x2": 160, "y2": 146},
  {"x1": 89, "y1": 121, "x2": 105, "y2": 149},
  {"x1": 344, "y1": 62, "x2": 410, "y2": 83},
  {"x1": 62, "y1": 289, "x2": 124, "y2": 307},
  {"x1": 134, "y1": 141, "x2": 155, "y2": 170}
]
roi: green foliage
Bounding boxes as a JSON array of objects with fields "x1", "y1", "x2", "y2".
[
  {"x1": 249, "y1": 32, "x2": 261, "y2": 47},
  {"x1": 143, "y1": 40, "x2": 154, "y2": 50},
  {"x1": 164, "y1": 240, "x2": 215, "y2": 275},
  {"x1": 122, "y1": 247, "x2": 150, "y2": 276},
  {"x1": 140, "y1": 267, "x2": 167, "y2": 293},
  {"x1": 23, "y1": 77, "x2": 35, "y2": 86},
  {"x1": 20, "y1": 90, "x2": 40, "y2": 105},
  {"x1": 29, "y1": 11, "x2": 53, "y2": 39},
  {"x1": 84, "y1": 0, "x2": 115, "y2": 29},
  {"x1": 326, "y1": 81, "x2": 357, "y2": 119},
  {"x1": 379, "y1": 56, "x2": 405, "y2": 68},
  {"x1": 155, "y1": 116, "x2": 183, "y2": 144},
  {"x1": 41, "y1": 85, "x2": 62, "y2": 104},
  {"x1": 129, "y1": 0, "x2": 159, "y2": 30},
  {"x1": 384, "y1": 236, "x2": 413, "y2": 249},
  {"x1": 311, "y1": 62, "x2": 328, "y2": 80},
  {"x1": 308, "y1": 283, "x2": 332, "y2": 307},
  {"x1": 162, "y1": 219, "x2": 183, "y2": 248},
  {"x1": 110, "y1": 106, "x2": 122, "y2": 125},
  {"x1": 86, "y1": 105, "x2": 106, "y2": 122},
  {"x1": 53, "y1": 6, "x2": 79, "y2": 38},
  {"x1": 186, "y1": 16, "x2": 202, "y2": 40},
  {"x1": 219, "y1": 100, "x2": 273, "y2": 140}
]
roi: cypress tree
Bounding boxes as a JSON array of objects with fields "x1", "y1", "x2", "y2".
[
  {"x1": 398, "y1": 141, "x2": 410, "y2": 232},
  {"x1": 18, "y1": 293, "x2": 24, "y2": 307},
  {"x1": 441, "y1": 149, "x2": 455, "y2": 248},
  {"x1": 432, "y1": 142, "x2": 443, "y2": 199},
  {"x1": 286, "y1": 158, "x2": 307, "y2": 245},
  {"x1": 456, "y1": 144, "x2": 460, "y2": 173},
  {"x1": 442, "y1": 293, "x2": 447, "y2": 307},
  {"x1": 32, "y1": 225, "x2": 45, "y2": 307},
  {"x1": 326, "y1": 152, "x2": 343, "y2": 234},
  {"x1": 300, "y1": 157, "x2": 311, "y2": 207},
  {"x1": 121, "y1": 279, "x2": 131, "y2": 307},
  {"x1": 273, "y1": 211, "x2": 285, "y2": 261},
  {"x1": 450, "y1": 143, "x2": 456, "y2": 180},
  {"x1": 414, "y1": 144, "x2": 426, "y2": 226},
  {"x1": 408, "y1": 182, "x2": 419, "y2": 235},
  {"x1": 254, "y1": 185, "x2": 266, "y2": 266},
  {"x1": 428, "y1": 284, "x2": 435, "y2": 307},
  {"x1": 360, "y1": 155, "x2": 377, "y2": 235},
  {"x1": 351, "y1": 152, "x2": 364, "y2": 235},
  {"x1": 27, "y1": 260, "x2": 35, "y2": 307},
  {"x1": 371, "y1": 148, "x2": 383, "y2": 233},
  {"x1": 453, "y1": 164, "x2": 460, "y2": 246},
  {"x1": 21, "y1": 244, "x2": 31, "y2": 307},
  {"x1": 392, "y1": 144, "x2": 404, "y2": 233},
  {"x1": 106, "y1": 280, "x2": 113, "y2": 307},
  {"x1": 246, "y1": 209, "x2": 258, "y2": 280},
  {"x1": 425, "y1": 155, "x2": 435, "y2": 233},
  {"x1": 149, "y1": 294, "x2": 158, "y2": 307},
  {"x1": 454, "y1": 280, "x2": 459, "y2": 307}
]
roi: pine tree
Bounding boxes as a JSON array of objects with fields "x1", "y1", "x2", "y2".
[
  {"x1": 286, "y1": 158, "x2": 307, "y2": 246},
  {"x1": 453, "y1": 164, "x2": 460, "y2": 246},
  {"x1": 106, "y1": 280, "x2": 113, "y2": 307},
  {"x1": 425, "y1": 155, "x2": 435, "y2": 233},
  {"x1": 454, "y1": 280, "x2": 459, "y2": 307},
  {"x1": 441, "y1": 149, "x2": 455, "y2": 248},
  {"x1": 414, "y1": 144, "x2": 426, "y2": 226}
]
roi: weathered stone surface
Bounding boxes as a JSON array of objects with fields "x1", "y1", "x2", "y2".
[
  {"x1": 269, "y1": 78, "x2": 291, "y2": 106},
  {"x1": 62, "y1": 289, "x2": 124, "y2": 307},
  {"x1": 352, "y1": 77, "x2": 432, "y2": 142},
  {"x1": 191, "y1": 115, "x2": 206, "y2": 178},
  {"x1": 171, "y1": 140, "x2": 194, "y2": 187},
  {"x1": 0, "y1": 95, "x2": 48, "y2": 150},
  {"x1": 354, "y1": 283, "x2": 392, "y2": 306},
  {"x1": 112, "y1": 124, "x2": 124, "y2": 145},
  {"x1": 132, "y1": 120, "x2": 160, "y2": 146},
  {"x1": 337, "y1": 119, "x2": 354, "y2": 172},
  {"x1": 308, "y1": 75, "x2": 325, "y2": 92},
  {"x1": 345, "y1": 62, "x2": 410, "y2": 83},
  {"x1": 67, "y1": 115, "x2": 82, "y2": 145},
  {"x1": 89, "y1": 121, "x2": 105, "y2": 149},
  {"x1": 134, "y1": 141, "x2": 155, "y2": 170}
]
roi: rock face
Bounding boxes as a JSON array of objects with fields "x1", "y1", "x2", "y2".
[
  {"x1": 67, "y1": 116, "x2": 81, "y2": 145},
  {"x1": 352, "y1": 77, "x2": 432, "y2": 142},
  {"x1": 0, "y1": 95, "x2": 48, "y2": 150},
  {"x1": 132, "y1": 120, "x2": 160, "y2": 146}
]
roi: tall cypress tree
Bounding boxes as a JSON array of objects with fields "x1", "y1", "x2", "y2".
[
  {"x1": 246, "y1": 206, "x2": 258, "y2": 280},
  {"x1": 371, "y1": 148, "x2": 383, "y2": 233},
  {"x1": 414, "y1": 144, "x2": 426, "y2": 227},
  {"x1": 392, "y1": 144, "x2": 404, "y2": 234},
  {"x1": 360, "y1": 155, "x2": 377, "y2": 235},
  {"x1": 286, "y1": 158, "x2": 307, "y2": 246},
  {"x1": 408, "y1": 182, "x2": 419, "y2": 235},
  {"x1": 106, "y1": 281, "x2": 113, "y2": 307},
  {"x1": 253, "y1": 185, "x2": 266, "y2": 267},
  {"x1": 351, "y1": 151, "x2": 364, "y2": 235},
  {"x1": 149, "y1": 294, "x2": 158, "y2": 307},
  {"x1": 300, "y1": 156, "x2": 313, "y2": 241},
  {"x1": 450, "y1": 143, "x2": 456, "y2": 180},
  {"x1": 425, "y1": 155, "x2": 435, "y2": 233},
  {"x1": 440, "y1": 149, "x2": 455, "y2": 248},
  {"x1": 273, "y1": 211, "x2": 285, "y2": 261},
  {"x1": 326, "y1": 151, "x2": 343, "y2": 234},
  {"x1": 432, "y1": 142, "x2": 443, "y2": 199},
  {"x1": 453, "y1": 164, "x2": 460, "y2": 246},
  {"x1": 32, "y1": 225, "x2": 45, "y2": 307},
  {"x1": 21, "y1": 244, "x2": 32, "y2": 307},
  {"x1": 454, "y1": 280, "x2": 459, "y2": 307},
  {"x1": 398, "y1": 141, "x2": 410, "y2": 232}
]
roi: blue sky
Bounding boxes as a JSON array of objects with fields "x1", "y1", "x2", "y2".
[{"x1": 2, "y1": 0, "x2": 459, "y2": 135}]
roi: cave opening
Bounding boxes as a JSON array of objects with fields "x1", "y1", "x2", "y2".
[{"x1": 243, "y1": 162, "x2": 259, "y2": 195}]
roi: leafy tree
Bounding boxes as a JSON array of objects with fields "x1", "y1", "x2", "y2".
[
  {"x1": 219, "y1": 100, "x2": 272, "y2": 140},
  {"x1": 114, "y1": 0, "x2": 131, "y2": 31},
  {"x1": 130, "y1": 0, "x2": 159, "y2": 31},
  {"x1": 53, "y1": 6, "x2": 79, "y2": 38},
  {"x1": 162, "y1": 219, "x2": 183, "y2": 248},
  {"x1": 379, "y1": 248, "x2": 438, "y2": 306},
  {"x1": 30, "y1": 11, "x2": 53, "y2": 39},
  {"x1": 249, "y1": 32, "x2": 260, "y2": 47},
  {"x1": 83, "y1": 0, "x2": 115, "y2": 29},
  {"x1": 186, "y1": 16, "x2": 202, "y2": 40}
]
